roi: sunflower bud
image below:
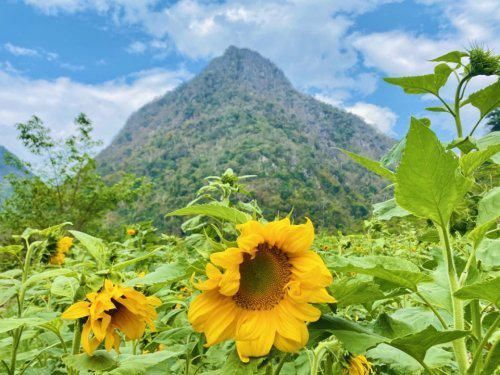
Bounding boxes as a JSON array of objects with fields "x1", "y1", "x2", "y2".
[{"x1": 468, "y1": 47, "x2": 500, "y2": 77}]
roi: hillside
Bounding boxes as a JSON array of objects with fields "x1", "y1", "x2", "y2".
[
  {"x1": 0, "y1": 146, "x2": 24, "y2": 200},
  {"x1": 98, "y1": 46, "x2": 394, "y2": 231}
]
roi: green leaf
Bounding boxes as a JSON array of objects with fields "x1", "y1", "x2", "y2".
[
  {"x1": 446, "y1": 137, "x2": 477, "y2": 154},
  {"x1": 0, "y1": 317, "x2": 49, "y2": 334},
  {"x1": 460, "y1": 144, "x2": 500, "y2": 176},
  {"x1": 24, "y1": 268, "x2": 76, "y2": 289},
  {"x1": 454, "y1": 277, "x2": 500, "y2": 306},
  {"x1": 309, "y1": 315, "x2": 388, "y2": 353},
  {"x1": 328, "y1": 255, "x2": 431, "y2": 291},
  {"x1": 463, "y1": 80, "x2": 500, "y2": 118},
  {"x1": 63, "y1": 350, "x2": 117, "y2": 372},
  {"x1": 476, "y1": 131, "x2": 500, "y2": 163},
  {"x1": 69, "y1": 230, "x2": 107, "y2": 265},
  {"x1": 166, "y1": 204, "x2": 251, "y2": 224},
  {"x1": 384, "y1": 63, "x2": 453, "y2": 95},
  {"x1": 395, "y1": 117, "x2": 471, "y2": 226},
  {"x1": 372, "y1": 199, "x2": 411, "y2": 221},
  {"x1": 373, "y1": 313, "x2": 414, "y2": 339},
  {"x1": 338, "y1": 149, "x2": 396, "y2": 182},
  {"x1": 477, "y1": 187, "x2": 500, "y2": 225},
  {"x1": 106, "y1": 350, "x2": 184, "y2": 374},
  {"x1": 389, "y1": 326, "x2": 468, "y2": 363},
  {"x1": 126, "y1": 261, "x2": 188, "y2": 286},
  {"x1": 425, "y1": 106, "x2": 448, "y2": 113},
  {"x1": 220, "y1": 350, "x2": 268, "y2": 375},
  {"x1": 476, "y1": 238, "x2": 500, "y2": 269},
  {"x1": 380, "y1": 138, "x2": 406, "y2": 167},
  {"x1": 329, "y1": 278, "x2": 387, "y2": 307},
  {"x1": 50, "y1": 275, "x2": 79, "y2": 300},
  {"x1": 431, "y1": 51, "x2": 468, "y2": 64},
  {"x1": 468, "y1": 218, "x2": 496, "y2": 250}
]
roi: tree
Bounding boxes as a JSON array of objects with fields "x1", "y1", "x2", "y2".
[
  {"x1": 486, "y1": 108, "x2": 500, "y2": 132},
  {"x1": 0, "y1": 114, "x2": 147, "y2": 234}
]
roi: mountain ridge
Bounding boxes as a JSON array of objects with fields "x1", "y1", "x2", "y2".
[{"x1": 98, "y1": 46, "x2": 394, "y2": 231}]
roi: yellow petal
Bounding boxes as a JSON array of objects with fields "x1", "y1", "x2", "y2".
[
  {"x1": 61, "y1": 301, "x2": 90, "y2": 320},
  {"x1": 280, "y1": 218, "x2": 314, "y2": 254},
  {"x1": 210, "y1": 248, "x2": 243, "y2": 269}
]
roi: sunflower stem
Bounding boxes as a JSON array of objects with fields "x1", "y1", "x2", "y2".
[
  {"x1": 68, "y1": 320, "x2": 82, "y2": 375},
  {"x1": 437, "y1": 223, "x2": 468, "y2": 374}
]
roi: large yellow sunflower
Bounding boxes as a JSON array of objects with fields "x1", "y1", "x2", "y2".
[
  {"x1": 188, "y1": 218, "x2": 335, "y2": 362},
  {"x1": 61, "y1": 279, "x2": 161, "y2": 355}
]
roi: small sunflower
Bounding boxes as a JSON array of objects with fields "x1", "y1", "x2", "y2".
[
  {"x1": 49, "y1": 236, "x2": 73, "y2": 265},
  {"x1": 343, "y1": 354, "x2": 372, "y2": 375},
  {"x1": 188, "y1": 218, "x2": 335, "y2": 362},
  {"x1": 127, "y1": 228, "x2": 137, "y2": 236},
  {"x1": 61, "y1": 279, "x2": 161, "y2": 355}
]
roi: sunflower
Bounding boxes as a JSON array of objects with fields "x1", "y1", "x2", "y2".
[
  {"x1": 343, "y1": 354, "x2": 372, "y2": 375},
  {"x1": 61, "y1": 279, "x2": 161, "y2": 355},
  {"x1": 49, "y1": 236, "x2": 73, "y2": 265},
  {"x1": 188, "y1": 218, "x2": 335, "y2": 362},
  {"x1": 127, "y1": 228, "x2": 137, "y2": 236}
]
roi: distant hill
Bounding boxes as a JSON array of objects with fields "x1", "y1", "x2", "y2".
[
  {"x1": 0, "y1": 146, "x2": 24, "y2": 201},
  {"x1": 98, "y1": 46, "x2": 394, "y2": 231}
]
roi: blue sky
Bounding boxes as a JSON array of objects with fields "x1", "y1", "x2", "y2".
[{"x1": 0, "y1": 0, "x2": 498, "y2": 160}]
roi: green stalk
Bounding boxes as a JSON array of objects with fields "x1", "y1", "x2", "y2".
[
  {"x1": 470, "y1": 300, "x2": 482, "y2": 373},
  {"x1": 10, "y1": 240, "x2": 37, "y2": 374},
  {"x1": 453, "y1": 75, "x2": 470, "y2": 138},
  {"x1": 437, "y1": 223, "x2": 468, "y2": 374},
  {"x1": 68, "y1": 320, "x2": 82, "y2": 375},
  {"x1": 467, "y1": 314, "x2": 500, "y2": 374}
]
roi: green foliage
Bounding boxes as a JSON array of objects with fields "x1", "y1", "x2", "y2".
[{"x1": 0, "y1": 114, "x2": 146, "y2": 236}]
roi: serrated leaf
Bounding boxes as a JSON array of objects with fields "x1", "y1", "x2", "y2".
[
  {"x1": 309, "y1": 315, "x2": 388, "y2": 353},
  {"x1": 384, "y1": 64, "x2": 453, "y2": 95},
  {"x1": 373, "y1": 313, "x2": 414, "y2": 339},
  {"x1": 468, "y1": 218, "x2": 496, "y2": 249},
  {"x1": 477, "y1": 238, "x2": 500, "y2": 269},
  {"x1": 166, "y1": 204, "x2": 251, "y2": 224},
  {"x1": 330, "y1": 278, "x2": 387, "y2": 306},
  {"x1": 24, "y1": 268, "x2": 76, "y2": 289},
  {"x1": 70, "y1": 230, "x2": 107, "y2": 266},
  {"x1": 454, "y1": 277, "x2": 500, "y2": 306},
  {"x1": 338, "y1": 149, "x2": 396, "y2": 182},
  {"x1": 63, "y1": 350, "x2": 117, "y2": 372},
  {"x1": 389, "y1": 326, "x2": 468, "y2": 363},
  {"x1": 477, "y1": 187, "x2": 500, "y2": 225},
  {"x1": 50, "y1": 275, "x2": 79, "y2": 300},
  {"x1": 372, "y1": 199, "x2": 411, "y2": 221},
  {"x1": 431, "y1": 51, "x2": 468, "y2": 64},
  {"x1": 463, "y1": 80, "x2": 500, "y2": 118},
  {"x1": 380, "y1": 138, "x2": 406, "y2": 167},
  {"x1": 460, "y1": 144, "x2": 500, "y2": 176},
  {"x1": 395, "y1": 118, "x2": 471, "y2": 226},
  {"x1": 328, "y1": 255, "x2": 431, "y2": 291}
]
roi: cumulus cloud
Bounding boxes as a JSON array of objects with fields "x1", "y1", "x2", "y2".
[
  {"x1": 0, "y1": 66, "x2": 191, "y2": 160},
  {"x1": 346, "y1": 102, "x2": 398, "y2": 135}
]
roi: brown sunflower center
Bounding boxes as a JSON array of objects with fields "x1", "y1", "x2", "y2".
[{"x1": 233, "y1": 243, "x2": 291, "y2": 310}]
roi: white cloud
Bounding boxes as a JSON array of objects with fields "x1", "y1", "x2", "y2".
[
  {"x1": 0, "y1": 66, "x2": 191, "y2": 161},
  {"x1": 346, "y1": 102, "x2": 398, "y2": 135},
  {"x1": 4, "y1": 43, "x2": 39, "y2": 57},
  {"x1": 126, "y1": 41, "x2": 147, "y2": 54}
]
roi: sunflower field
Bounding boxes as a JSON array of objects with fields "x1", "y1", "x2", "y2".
[{"x1": 0, "y1": 49, "x2": 499, "y2": 375}]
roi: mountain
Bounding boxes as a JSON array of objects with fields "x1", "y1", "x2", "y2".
[
  {"x1": 98, "y1": 46, "x2": 394, "y2": 231},
  {"x1": 0, "y1": 146, "x2": 24, "y2": 200}
]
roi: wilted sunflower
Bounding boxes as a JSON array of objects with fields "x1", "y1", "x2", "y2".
[
  {"x1": 49, "y1": 236, "x2": 73, "y2": 265},
  {"x1": 62, "y1": 279, "x2": 161, "y2": 355},
  {"x1": 343, "y1": 354, "x2": 372, "y2": 375},
  {"x1": 188, "y1": 218, "x2": 335, "y2": 362}
]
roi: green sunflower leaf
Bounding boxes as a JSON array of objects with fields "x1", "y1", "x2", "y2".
[
  {"x1": 395, "y1": 118, "x2": 472, "y2": 226},
  {"x1": 384, "y1": 64, "x2": 453, "y2": 96},
  {"x1": 454, "y1": 277, "x2": 500, "y2": 306},
  {"x1": 338, "y1": 149, "x2": 396, "y2": 182},
  {"x1": 431, "y1": 51, "x2": 468, "y2": 64},
  {"x1": 166, "y1": 204, "x2": 251, "y2": 224},
  {"x1": 63, "y1": 351, "x2": 117, "y2": 372},
  {"x1": 462, "y1": 80, "x2": 500, "y2": 118}
]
